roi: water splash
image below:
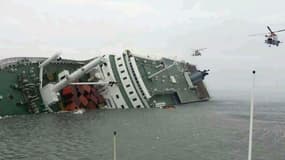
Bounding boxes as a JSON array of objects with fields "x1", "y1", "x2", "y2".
[{"x1": 73, "y1": 109, "x2": 86, "y2": 114}]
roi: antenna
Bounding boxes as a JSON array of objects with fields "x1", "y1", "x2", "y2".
[
  {"x1": 248, "y1": 70, "x2": 256, "y2": 160},
  {"x1": 113, "y1": 131, "x2": 117, "y2": 160}
]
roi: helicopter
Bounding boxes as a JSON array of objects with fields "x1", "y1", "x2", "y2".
[
  {"x1": 191, "y1": 48, "x2": 207, "y2": 56},
  {"x1": 249, "y1": 26, "x2": 285, "y2": 47}
]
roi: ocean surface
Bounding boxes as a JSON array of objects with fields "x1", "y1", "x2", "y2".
[{"x1": 0, "y1": 90, "x2": 285, "y2": 160}]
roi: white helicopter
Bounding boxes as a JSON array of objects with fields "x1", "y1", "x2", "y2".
[
  {"x1": 249, "y1": 26, "x2": 285, "y2": 47},
  {"x1": 191, "y1": 48, "x2": 207, "y2": 56}
]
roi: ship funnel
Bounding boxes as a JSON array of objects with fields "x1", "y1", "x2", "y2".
[{"x1": 190, "y1": 69, "x2": 209, "y2": 85}]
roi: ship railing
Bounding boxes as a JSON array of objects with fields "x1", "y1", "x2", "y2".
[{"x1": 0, "y1": 57, "x2": 46, "y2": 69}]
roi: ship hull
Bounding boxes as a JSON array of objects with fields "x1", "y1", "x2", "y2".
[{"x1": 0, "y1": 52, "x2": 210, "y2": 116}]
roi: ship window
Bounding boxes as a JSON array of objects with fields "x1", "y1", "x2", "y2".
[
  {"x1": 129, "y1": 91, "x2": 134, "y2": 95},
  {"x1": 132, "y1": 98, "x2": 137, "y2": 101},
  {"x1": 117, "y1": 57, "x2": 121, "y2": 60},
  {"x1": 120, "y1": 70, "x2": 125, "y2": 73},
  {"x1": 116, "y1": 95, "x2": 119, "y2": 99},
  {"x1": 119, "y1": 64, "x2": 123, "y2": 67},
  {"x1": 136, "y1": 105, "x2": 141, "y2": 108},
  {"x1": 104, "y1": 63, "x2": 107, "y2": 66},
  {"x1": 121, "y1": 105, "x2": 125, "y2": 109},
  {"x1": 126, "y1": 84, "x2": 131, "y2": 88},
  {"x1": 123, "y1": 77, "x2": 127, "y2": 80},
  {"x1": 107, "y1": 72, "x2": 110, "y2": 76}
]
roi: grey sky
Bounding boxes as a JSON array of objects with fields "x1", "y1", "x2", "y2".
[
  {"x1": 1, "y1": 0, "x2": 285, "y2": 57},
  {"x1": 1, "y1": 0, "x2": 285, "y2": 99}
]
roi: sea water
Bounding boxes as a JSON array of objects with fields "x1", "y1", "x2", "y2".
[{"x1": 0, "y1": 90, "x2": 285, "y2": 160}]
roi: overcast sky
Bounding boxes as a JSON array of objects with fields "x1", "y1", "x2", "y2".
[{"x1": 1, "y1": 0, "x2": 285, "y2": 99}]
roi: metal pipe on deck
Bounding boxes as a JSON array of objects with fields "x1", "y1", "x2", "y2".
[
  {"x1": 70, "y1": 81, "x2": 115, "y2": 86},
  {"x1": 148, "y1": 62, "x2": 177, "y2": 79},
  {"x1": 40, "y1": 56, "x2": 105, "y2": 108},
  {"x1": 39, "y1": 52, "x2": 61, "y2": 88},
  {"x1": 53, "y1": 56, "x2": 105, "y2": 92},
  {"x1": 39, "y1": 52, "x2": 61, "y2": 68}
]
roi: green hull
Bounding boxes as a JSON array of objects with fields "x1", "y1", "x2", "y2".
[{"x1": 0, "y1": 52, "x2": 210, "y2": 116}]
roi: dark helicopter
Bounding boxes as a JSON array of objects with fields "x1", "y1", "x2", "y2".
[
  {"x1": 250, "y1": 26, "x2": 285, "y2": 47},
  {"x1": 191, "y1": 48, "x2": 207, "y2": 56}
]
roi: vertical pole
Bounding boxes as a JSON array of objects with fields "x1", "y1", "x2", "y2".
[
  {"x1": 113, "y1": 131, "x2": 117, "y2": 160},
  {"x1": 248, "y1": 70, "x2": 256, "y2": 160}
]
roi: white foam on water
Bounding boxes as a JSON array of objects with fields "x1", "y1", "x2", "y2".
[
  {"x1": 0, "y1": 115, "x2": 13, "y2": 120},
  {"x1": 56, "y1": 110, "x2": 69, "y2": 114},
  {"x1": 73, "y1": 109, "x2": 86, "y2": 114}
]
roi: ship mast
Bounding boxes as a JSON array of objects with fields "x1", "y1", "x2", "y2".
[{"x1": 248, "y1": 70, "x2": 256, "y2": 160}]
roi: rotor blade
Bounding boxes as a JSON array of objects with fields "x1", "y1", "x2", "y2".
[
  {"x1": 274, "y1": 29, "x2": 285, "y2": 33},
  {"x1": 198, "y1": 48, "x2": 207, "y2": 51},
  {"x1": 248, "y1": 33, "x2": 266, "y2": 36},
  {"x1": 267, "y1": 26, "x2": 273, "y2": 33}
]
